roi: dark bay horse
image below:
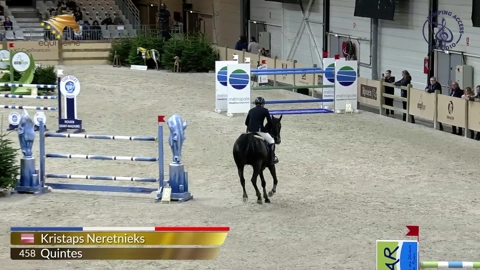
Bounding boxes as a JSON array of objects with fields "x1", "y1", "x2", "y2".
[{"x1": 232, "y1": 115, "x2": 282, "y2": 204}]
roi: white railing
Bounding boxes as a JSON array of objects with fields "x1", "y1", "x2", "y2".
[{"x1": 114, "y1": 0, "x2": 140, "y2": 26}]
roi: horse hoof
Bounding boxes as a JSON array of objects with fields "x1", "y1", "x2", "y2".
[
  {"x1": 243, "y1": 197, "x2": 248, "y2": 203},
  {"x1": 265, "y1": 198, "x2": 271, "y2": 203},
  {"x1": 268, "y1": 191, "x2": 275, "y2": 197},
  {"x1": 257, "y1": 199, "x2": 262, "y2": 204}
]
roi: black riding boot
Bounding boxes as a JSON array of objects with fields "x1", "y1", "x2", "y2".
[{"x1": 269, "y1": 144, "x2": 278, "y2": 165}]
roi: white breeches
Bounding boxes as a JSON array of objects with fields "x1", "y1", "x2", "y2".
[{"x1": 256, "y1": 132, "x2": 275, "y2": 144}]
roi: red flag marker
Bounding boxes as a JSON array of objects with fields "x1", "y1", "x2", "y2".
[
  {"x1": 406, "y1": 225, "x2": 419, "y2": 241},
  {"x1": 158, "y1": 115, "x2": 165, "y2": 123},
  {"x1": 334, "y1": 54, "x2": 340, "y2": 59},
  {"x1": 8, "y1": 42, "x2": 14, "y2": 48}
]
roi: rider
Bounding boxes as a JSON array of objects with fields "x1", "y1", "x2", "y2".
[{"x1": 245, "y1": 97, "x2": 278, "y2": 165}]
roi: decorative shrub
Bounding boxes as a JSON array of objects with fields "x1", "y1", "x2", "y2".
[
  {"x1": 32, "y1": 65, "x2": 57, "y2": 92},
  {"x1": 0, "y1": 131, "x2": 19, "y2": 189},
  {"x1": 162, "y1": 34, "x2": 217, "y2": 72},
  {"x1": 108, "y1": 34, "x2": 217, "y2": 72}
]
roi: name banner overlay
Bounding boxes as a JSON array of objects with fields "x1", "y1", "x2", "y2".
[
  {"x1": 376, "y1": 240, "x2": 419, "y2": 270},
  {"x1": 11, "y1": 226, "x2": 230, "y2": 246},
  {"x1": 11, "y1": 232, "x2": 228, "y2": 246},
  {"x1": 11, "y1": 247, "x2": 220, "y2": 260}
]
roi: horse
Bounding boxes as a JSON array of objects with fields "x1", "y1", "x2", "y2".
[{"x1": 232, "y1": 115, "x2": 282, "y2": 204}]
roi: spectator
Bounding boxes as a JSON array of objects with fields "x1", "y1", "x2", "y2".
[
  {"x1": 235, "y1": 36, "x2": 247, "y2": 51},
  {"x1": 248, "y1": 37, "x2": 261, "y2": 53},
  {"x1": 74, "y1": 6, "x2": 82, "y2": 22},
  {"x1": 3, "y1": 17, "x2": 13, "y2": 30},
  {"x1": 113, "y1": 14, "x2": 123, "y2": 25},
  {"x1": 394, "y1": 70, "x2": 415, "y2": 123},
  {"x1": 460, "y1": 87, "x2": 476, "y2": 138},
  {"x1": 259, "y1": 48, "x2": 267, "y2": 57},
  {"x1": 66, "y1": 0, "x2": 76, "y2": 11},
  {"x1": 0, "y1": 4, "x2": 4, "y2": 16},
  {"x1": 447, "y1": 81, "x2": 463, "y2": 135},
  {"x1": 101, "y1": 14, "x2": 113, "y2": 25},
  {"x1": 57, "y1": 0, "x2": 67, "y2": 11},
  {"x1": 425, "y1": 76, "x2": 442, "y2": 93},
  {"x1": 82, "y1": 20, "x2": 90, "y2": 40},
  {"x1": 0, "y1": 19, "x2": 4, "y2": 41},
  {"x1": 91, "y1": 20, "x2": 101, "y2": 40},
  {"x1": 383, "y1": 70, "x2": 395, "y2": 116}
]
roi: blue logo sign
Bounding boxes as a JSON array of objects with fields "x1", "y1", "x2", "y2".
[
  {"x1": 65, "y1": 81, "x2": 75, "y2": 93},
  {"x1": 423, "y1": 10, "x2": 464, "y2": 50},
  {"x1": 336, "y1": 66, "x2": 357, "y2": 87},
  {"x1": 228, "y1": 69, "x2": 249, "y2": 90},
  {"x1": 12, "y1": 114, "x2": 17, "y2": 122},
  {"x1": 217, "y1": 66, "x2": 228, "y2": 86},
  {"x1": 325, "y1": 63, "x2": 335, "y2": 83}
]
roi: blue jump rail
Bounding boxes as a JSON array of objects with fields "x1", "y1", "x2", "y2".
[
  {"x1": 269, "y1": 108, "x2": 334, "y2": 115},
  {"x1": 252, "y1": 99, "x2": 334, "y2": 104},
  {"x1": 252, "y1": 67, "x2": 323, "y2": 72},
  {"x1": 251, "y1": 71, "x2": 331, "y2": 75}
]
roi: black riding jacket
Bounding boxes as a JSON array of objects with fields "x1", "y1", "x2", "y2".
[{"x1": 245, "y1": 106, "x2": 272, "y2": 133}]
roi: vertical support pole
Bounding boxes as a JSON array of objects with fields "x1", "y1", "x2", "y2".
[
  {"x1": 379, "y1": 79, "x2": 384, "y2": 115},
  {"x1": 157, "y1": 117, "x2": 164, "y2": 189},
  {"x1": 39, "y1": 120, "x2": 45, "y2": 188},
  {"x1": 406, "y1": 85, "x2": 411, "y2": 122},
  {"x1": 57, "y1": 76, "x2": 62, "y2": 123},
  {"x1": 464, "y1": 100, "x2": 468, "y2": 138},
  {"x1": 433, "y1": 90, "x2": 439, "y2": 129},
  {"x1": 273, "y1": 57, "x2": 277, "y2": 87}
]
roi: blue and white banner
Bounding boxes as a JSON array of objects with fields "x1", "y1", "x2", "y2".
[
  {"x1": 376, "y1": 240, "x2": 419, "y2": 270},
  {"x1": 215, "y1": 61, "x2": 237, "y2": 112},
  {"x1": 227, "y1": 63, "x2": 251, "y2": 114},
  {"x1": 334, "y1": 61, "x2": 358, "y2": 111},
  {"x1": 322, "y1": 58, "x2": 336, "y2": 108}
]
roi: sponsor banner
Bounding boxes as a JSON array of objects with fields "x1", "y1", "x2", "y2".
[
  {"x1": 423, "y1": 10, "x2": 464, "y2": 51},
  {"x1": 7, "y1": 40, "x2": 81, "y2": 61},
  {"x1": 467, "y1": 101, "x2": 480, "y2": 132},
  {"x1": 334, "y1": 60, "x2": 358, "y2": 110},
  {"x1": 215, "y1": 61, "x2": 237, "y2": 112},
  {"x1": 323, "y1": 58, "x2": 336, "y2": 108},
  {"x1": 357, "y1": 77, "x2": 381, "y2": 108},
  {"x1": 437, "y1": 94, "x2": 466, "y2": 127},
  {"x1": 376, "y1": 240, "x2": 419, "y2": 270},
  {"x1": 227, "y1": 63, "x2": 251, "y2": 114},
  {"x1": 408, "y1": 88, "x2": 436, "y2": 120}
]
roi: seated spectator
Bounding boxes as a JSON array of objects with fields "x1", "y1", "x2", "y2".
[
  {"x1": 259, "y1": 48, "x2": 267, "y2": 57},
  {"x1": 234, "y1": 35, "x2": 247, "y2": 51},
  {"x1": 66, "y1": 0, "x2": 76, "y2": 11},
  {"x1": 383, "y1": 70, "x2": 395, "y2": 116},
  {"x1": 81, "y1": 20, "x2": 90, "y2": 39},
  {"x1": 0, "y1": 4, "x2": 4, "y2": 16},
  {"x1": 113, "y1": 14, "x2": 124, "y2": 25},
  {"x1": 57, "y1": 0, "x2": 66, "y2": 9},
  {"x1": 74, "y1": 6, "x2": 82, "y2": 22},
  {"x1": 91, "y1": 20, "x2": 101, "y2": 40},
  {"x1": 101, "y1": 14, "x2": 113, "y2": 25},
  {"x1": 3, "y1": 17, "x2": 13, "y2": 30},
  {"x1": 0, "y1": 19, "x2": 4, "y2": 41},
  {"x1": 394, "y1": 70, "x2": 415, "y2": 123},
  {"x1": 425, "y1": 76, "x2": 442, "y2": 93}
]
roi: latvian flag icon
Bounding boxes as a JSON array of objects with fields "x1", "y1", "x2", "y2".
[{"x1": 20, "y1": 234, "x2": 34, "y2": 243}]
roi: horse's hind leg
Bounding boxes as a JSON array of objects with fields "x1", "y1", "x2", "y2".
[
  {"x1": 267, "y1": 165, "x2": 278, "y2": 197},
  {"x1": 237, "y1": 165, "x2": 248, "y2": 202},
  {"x1": 259, "y1": 171, "x2": 270, "y2": 203},
  {"x1": 251, "y1": 164, "x2": 262, "y2": 204}
]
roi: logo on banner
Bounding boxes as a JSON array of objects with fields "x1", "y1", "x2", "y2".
[
  {"x1": 417, "y1": 94, "x2": 426, "y2": 111},
  {"x1": 336, "y1": 66, "x2": 357, "y2": 86},
  {"x1": 422, "y1": 10, "x2": 464, "y2": 50},
  {"x1": 447, "y1": 100, "x2": 454, "y2": 120},
  {"x1": 216, "y1": 66, "x2": 228, "y2": 86},
  {"x1": 360, "y1": 84, "x2": 377, "y2": 100},
  {"x1": 60, "y1": 75, "x2": 81, "y2": 98},
  {"x1": 325, "y1": 63, "x2": 335, "y2": 83},
  {"x1": 228, "y1": 69, "x2": 249, "y2": 90},
  {"x1": 8, "y1": 112, "x2": 20, "y2": 126},
  {"x1": 11, "y1": 52, "x2": 30, "y2": 72}
]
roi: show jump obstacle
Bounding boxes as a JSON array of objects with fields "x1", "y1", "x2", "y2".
[
  {"x1": 1, "y1": 51, "x2": 83, "y2": 133},
  {"x1": 15, "y1": 115, "x2": 193, "y2": 203},
  {"x1": 214, "y1": 58, "x2": 358, "y2": 116},
  {"x1": 377, "y1": 226, "x2": 480, "y2": 269}
]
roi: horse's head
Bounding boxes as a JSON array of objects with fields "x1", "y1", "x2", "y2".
[{"x1": 269, "y1": 115, "x2": 282, "y2": 144}]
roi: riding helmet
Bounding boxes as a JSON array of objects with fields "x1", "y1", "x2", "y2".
[{"x1": 254, "y1": 96, "x2": 265, "y2": 105}]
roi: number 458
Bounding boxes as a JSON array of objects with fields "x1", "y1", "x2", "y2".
[{"x1": 19, "y1": 249, "x2": 36, "y2": 257}]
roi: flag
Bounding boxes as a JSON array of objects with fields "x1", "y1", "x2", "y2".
[
  {"x1": 406, "y1": 225, "x2": 419, "y2": 237},
  {"x1": 20, "y1": 234, "x2": 34, "y2": 243},
  {"x1": 8, "y1": 42, "x2": 14, "y2": 48}
]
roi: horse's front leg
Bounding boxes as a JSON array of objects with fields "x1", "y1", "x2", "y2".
[
  {"x1": 259, "y1": 171, "x2": 270, "y2": 203},
  {"x1": 267, "y1": 165, "x2": 278, "y2": 197}
]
